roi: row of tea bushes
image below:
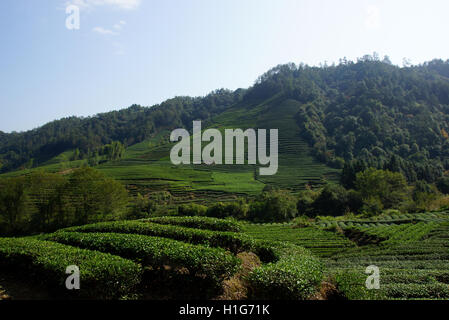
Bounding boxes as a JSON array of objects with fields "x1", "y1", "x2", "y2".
[
  {"x1": 61, "y1": 221, "x2": 277, "y2": 261},
  {"x1": 42, "y1": 231, "x2": 241, "y2": 286},
  {"x1": 144, "y1": 216, "x2": 242, "y2": 232},
  {"x1": 0, "y1": 237, "x2": 142, "y2": 299},
  {"x1": 247, "y1": 243, "x2": 324, "y2": 300}
]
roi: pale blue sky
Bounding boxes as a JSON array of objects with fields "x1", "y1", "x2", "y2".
[{"x1": 1, "y1": 0, "x2": 448, "y2": 132}]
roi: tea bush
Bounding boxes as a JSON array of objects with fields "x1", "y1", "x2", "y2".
[
  {"x1": 247, "y1": 243, "x2": 324, "y2": 299},
  {"x1": 42, "y1": 231, "x2": 240, "y2": 286},
  {"x1": 0, "y1": 237, "x2": 142, "y2": 299},
  {"x1": 145, "y1": 216, "x2": 242, "y2": 232},
  {"x1": 61, "y1": 220, "x2": 275, "y2": 260}
]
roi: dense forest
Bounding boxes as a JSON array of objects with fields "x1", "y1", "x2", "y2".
[{"x1": 250, "y1": 57, "x2": 449, "y2": 184}]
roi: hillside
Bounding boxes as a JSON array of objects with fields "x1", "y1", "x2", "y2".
[{"x1": 1, "y1": 56, "x2": 449, "y2": 196}]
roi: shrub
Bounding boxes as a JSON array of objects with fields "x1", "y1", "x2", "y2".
[
  {"x1": 292, "y1": 216, "x2": 314, "y2": 228},
  {"x1": 355, "y1": 168, "x2": 409, "y2": 210},
  {"x1": 42, "y1": 231, "x2": 240, "y2": 287},
  {"x1": 145, "y1": 216, "x2": 242, "y2": 232},
  {"x1": 247, "y1": 243, "x2": 324, "y2": 299},
  {"x1": 0, "y1": 168, "x2": 129, "y2": 236},
  {"x1": 297, "y1": 186, "x2": 363, "y2": 217},
  {"x1": 126, "y1": 193, "x2": 156, "y2": 220},
  {"x1": 384, "y1": 283, "x2": 449, "y2": 299},
  {"x1": 206, "y1": 200, "x2": 249, "y2": 219},
  {"x1": 296, "y1": 189, "x2": 319, "y2": 217},
  {"x1": 178, "y1": 203, "x2": 208, "y2": 216},
  {"x1": 249, "y1": 190, "x2": 297, "y2": 222},
  {"x1": 0, "y1": 237, "x2": 142, "y2": 299},
  {"x1": 436, "y1": 176, "x2": 449, "y2": 194},
  {"x1": 330, "y1": 270, "x2": 385, "y2": 300},
  {"x1": 312, "y1": 184, "x2": 352, "y2": 216},
  {"x1": 60, "y1": 220, "x2": 269, "y2": 257}
]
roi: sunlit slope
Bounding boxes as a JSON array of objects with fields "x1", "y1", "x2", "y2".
[
  {"x1": 95, "y1": 97, "x2": 339, "y2": 201},
  {"x1": 0, "y1": 97, "x2": 339, "y2": 202}
]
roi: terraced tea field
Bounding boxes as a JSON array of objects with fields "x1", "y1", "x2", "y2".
[
  {"x1": 243, "y1": 223, "x2": 355, "y2": 257},
  {"x1": 1, "y1": 212, "x2": 448, "y2": 300},
  {"x1": 0, "y1": 217, "x2": 323, "y2": 300},
  {"x1": 244, "y1": 212, "x2": 449, "y2": 300},
  {"x1": 0, "y1": 98, "x2": 339, "y2": 206}
]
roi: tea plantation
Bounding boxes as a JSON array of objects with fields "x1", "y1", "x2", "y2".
[
  {"x1": 0, "y1": 216, "x2": 323, "y2": 300},
  {"x1": 1, "y1": 212, "x2": 448, "y2": 300}
]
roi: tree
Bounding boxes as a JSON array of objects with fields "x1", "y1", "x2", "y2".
[
  {"x1": 312, "y1": 184, "x2": 351, "y2": 216},
  {"x1": 436, "y1": 177, "x2": 449, "y2": 194},
  {"x1": 297, "y1": 189, "x2": 319, "y2": 217},
  {"x1": 67, "y1": 167, "x2": 128, "y2": 224},
  {"x1": 206, "y1": 200, "x2": 248, "y2": 219},
  {"x1": 0, "y1": 176, "x2": 29, "y2": 235},
  {"x1": 355, "y1": 168, "x2": 409, "y2": 211},
  {"x1": 249, "y1": 190, "x2": 297, "y2": 222},
  {"x1": 26, "y1": 171, "x2": 67, "y2": 232}
]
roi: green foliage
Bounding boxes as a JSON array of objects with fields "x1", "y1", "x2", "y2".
[
  {"x1": 312, "y1": 184, "x2": 352, "y2": 216},
  {"x1": 436, "y1": 176, "x2": 449, "y2": 194},
  {"x1": 325, "y1": 219, "x2": 449, "y2": 299},
  {"x1": 243, "y1": 222, "x2": 354, "y2": 257},
  {"x1": 100, "y1": 141, "x2": 126, "y2": 161},
  {"x1": 61, "y1": 220, "x2": 259, "y2": 255},
  {"x1": 0, "y1": 89, "x2": 242, "y2": 172},
  {"x1": 126, "y1": 193, "x2": 156, "y2": 219},
  {"x1": 384, "y1": 283, "x2": 449, "y2": 299},
  {"x1": 0, "y1": 237, "x2": 142, "y2": 299},
  {"x1": 296, "y1": 189, "x2": 319, "y2": 217},
  {"x1": 206, "y1": 199, "x2": 249, "y2": 219},
  {"x1": 42, "y1": 231, "x2": 240, "y2": 287},
  {"x1": 68, "y1": 167, "x2": 129, "y2": 224},
  {"x1": 297, "y1": 185, "x2": 363, "y2": 217},
  {"x1": 0, "y1": 168, "x2": 129, "y2": 236},
  {"x1": 291, "y1": 216, "x2": 314, "y2": 228},
  {"x1": 355, "y1": 168, "x2": 409, "y2": 213},
  {"x1": 248, "y1": 190, "x2": 297, "y2": 222},
  {"x1": 178, "y1": 203, "x2": 208, "y2": 216},
  {"x1": 331, "y1": 271, "x2": 384, "y2": 300},
  {"x1": 146, "y1": 216, "x2": 243, "y2": 232},
  {"x1": 290, "y1": 59, "x2": 449, "y2": 184},
  {"x1": 245, "y1": 215, "x2": 449, "y2": 300},
  {"x1": 247, "y1": 243, "x2": 324, "y2": 299},
  {"x1": 0, "y1": 175, "x2": 29, "y2": 235}
]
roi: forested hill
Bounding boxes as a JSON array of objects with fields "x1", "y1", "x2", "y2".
[
  {"x1": 247, "y1": 57, "x2": 449, "y2": 184},
  {"x1": 1, "y1": 56, "x2": 449, "y2": 184},
  {"x1": 0, "y1": 89, "x2": 245, "y2": 172}
]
